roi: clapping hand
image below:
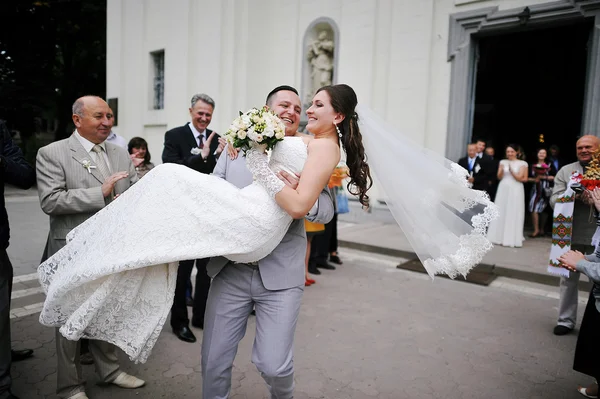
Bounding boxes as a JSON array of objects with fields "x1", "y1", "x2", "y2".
[
  {"x1": 101, "y1": 172, "x2": 129, "y2": 198},
  {"x1": 201, "y1": 132, "x2": 217, "y2": 159},
  {"x1": 558, "y1": 250, "x2": 585, "y2": 272},
  {"x1": 130, "y1": 152, "x2": 144, "y2": 167}
]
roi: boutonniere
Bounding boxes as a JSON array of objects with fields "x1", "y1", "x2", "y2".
[
  {"x1": 80, "y1": 159, "x2": 97, "y2": 174},
  {"x1": 190, "y1": 147, "x2": 201, "y2": 155},
  {"x1": 474, "y1": 164, "x2": 481, "y2": 174}
]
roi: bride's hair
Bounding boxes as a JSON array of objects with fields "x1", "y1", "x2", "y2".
[{"x1": 317, "y1": 84, "x2": 372, "y2": 207}]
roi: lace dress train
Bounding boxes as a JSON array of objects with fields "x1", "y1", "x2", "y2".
[{"x1": 38, "y1": 138, "x2": 308, "y2": 363}]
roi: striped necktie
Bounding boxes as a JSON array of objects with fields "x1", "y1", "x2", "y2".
[{"x1": 92, "y1": 145, "x2": 112, "y2": 179}]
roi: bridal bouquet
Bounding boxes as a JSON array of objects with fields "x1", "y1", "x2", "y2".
[{"x1": 224, "y1": 106, "x2": 286, "y2": 151}]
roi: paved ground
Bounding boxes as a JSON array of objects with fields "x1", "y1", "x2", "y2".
[
  {"x1": 8, "y1": 248, "x2": 592, "y2": 399},
  {"x1": 4, "y1": 188, "x2": 596, "y2": 398}
]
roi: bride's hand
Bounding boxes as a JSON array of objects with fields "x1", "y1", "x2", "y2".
[
  {"x1": 277, "y1": 171, "x2": 300, "y2": 189},
  {"x1": 227, "y1": 144, "x2": 239, "y2": 160},
  {"x1": 249, "y1": 142, "x2": 268, "y2": 153}
]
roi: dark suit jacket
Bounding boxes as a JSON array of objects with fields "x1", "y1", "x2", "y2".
[
  {"x1": 162, "y1": 124, "x2": 219, "y2": 174},
  {"x1": 547, "y1": 157, "x2": 564, "y2": 182},
  {"x1": 0, "y1": 121, "x2": 35, "y2": 249},
  {"x1": 458, "y1": 155, "x2": 489, "y2": 192}
]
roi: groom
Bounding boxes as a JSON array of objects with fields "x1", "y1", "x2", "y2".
[{"x1": 201, "y1": 85, "x2": 334, "y2": 399}]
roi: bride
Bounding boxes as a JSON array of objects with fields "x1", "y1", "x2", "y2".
[{"x1": 39, "y1": 84, "x2": 497, "y2": 363}]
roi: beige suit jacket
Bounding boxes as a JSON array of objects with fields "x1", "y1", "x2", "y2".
[{"x1": 36, "y1": 134, "x2": 138, "y2": 258}]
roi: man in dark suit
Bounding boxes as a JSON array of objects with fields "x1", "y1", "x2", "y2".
[
  {"x1": 162, "y1": 93, "x2": 225, "y2": 343},
  {"x1": 0, "y1": 120, "x2": 36, "y2": 399},
  {"x1": 473, "y1": 138, "x2": 496, "y2": 198},
  {"x1": 548, "y1": 144, "x2": 564, "y2": 173},
  {"x1": 485, "y1": 146, "x2": 500, "y2": 201},
  {"x1": 458, "y1": 143, "x2": 489, "y2": 192}
]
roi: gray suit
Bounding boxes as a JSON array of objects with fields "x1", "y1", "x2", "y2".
[
  {"x1": 550, "y1": 161, "x2": 597, "y2": 329},
  {"x1": 201, "y1": 149, "x2": 334, "y2": 399},
  {"x1": 36, "y1": 133, "x2": 137, "y2": 398}
]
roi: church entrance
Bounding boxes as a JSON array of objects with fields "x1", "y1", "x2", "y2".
[{"x1": 470, "y1": 20, "x2": 592, "y2": 163}]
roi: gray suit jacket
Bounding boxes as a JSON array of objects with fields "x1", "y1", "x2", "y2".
[
  {"x1": 207, "y1": 148, "x2": 335, "y2": 290},
  {"x1": 36, "y1": 134, "x2": 138, "y2": 258},
  {"x1": 550, "y1": 161, "x2": 596, "y2": 246}
]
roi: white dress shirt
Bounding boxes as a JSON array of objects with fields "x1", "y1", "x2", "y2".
[
  {"x1": 74, "y1": 130, "x2": 112, "y2": 172},
  {"x1": 188, "y1": 122, "x2": 207, "y2": 147}
]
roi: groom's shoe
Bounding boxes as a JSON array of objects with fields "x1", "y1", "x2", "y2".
[
  {"x1": 553, "y1": 325, "x2": 573, "y2": 336},
  {"x1": 173, "y1": 326, "x2": 197, "y2": 343}
]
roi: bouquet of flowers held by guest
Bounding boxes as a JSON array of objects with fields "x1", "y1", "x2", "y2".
[
  {"x1": 328, "y1": 164, "x2": 349, "y2": 189},
  {"x1": 223, "y1": 106, "x2": 286, "y2": 151},
  {"x1": 329, "y1": 163, "x2": 351, "y2": 214},
  {"x1": 532, "y1": 162, "x2": 550, "y2": 176},
  {"x1": 577, "y1": 149, "x2": 600, "y2": 191}
]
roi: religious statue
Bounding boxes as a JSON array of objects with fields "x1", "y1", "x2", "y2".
[{"x1": 306, "y1": 31, "x2": 334, "y2": 93}]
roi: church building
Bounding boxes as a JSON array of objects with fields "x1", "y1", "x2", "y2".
[{"x1": 107, "y1": 0, "x2": 600, "y2": 203}]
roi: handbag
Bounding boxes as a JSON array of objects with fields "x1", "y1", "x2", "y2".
[{"x1": 336, "y1": 188, "x2": 350, "y2": 214}]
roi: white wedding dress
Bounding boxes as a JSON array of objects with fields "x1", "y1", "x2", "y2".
[
  {"x1": 38, "y1": 107, "x2": 499, "y2": 364},
  {"x1": 38, "y1": 137, "x2": 307, "y2": 363},
  {"x1": 487, "y1": 159, "x2": 527, "y2": 247}
]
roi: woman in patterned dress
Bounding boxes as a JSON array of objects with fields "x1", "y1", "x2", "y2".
[{"x1": 527, "y1": 148, "x2": 556, "y2": 238}]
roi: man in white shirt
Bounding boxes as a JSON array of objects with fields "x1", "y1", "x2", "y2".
[{"x1": 105, "y1": 130, "x2": 127, "y2": 149}]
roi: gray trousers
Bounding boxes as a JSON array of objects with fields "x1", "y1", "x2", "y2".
[
  {"x1": 201, "y1": 263, "x2": 303, "y2": 399},
  {"x1": 55, "y1": 330, "x2": 121, "y2": 398},
  {"x1": 557, "y1": 244, "x2": 595, "y2": 329}
]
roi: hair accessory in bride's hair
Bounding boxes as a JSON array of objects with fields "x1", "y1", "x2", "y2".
[{"x1": 334, "y1": 123, "x2": 342, "y2": 138}]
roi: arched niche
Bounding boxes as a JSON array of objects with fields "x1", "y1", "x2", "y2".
[{"x1": 300, "y1": 18, "x2": 340, "y2": 130}]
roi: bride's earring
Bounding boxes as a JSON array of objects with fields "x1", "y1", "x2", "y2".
[{"x1": 334, "y1": 123, "x2": 342, "y2": 138}]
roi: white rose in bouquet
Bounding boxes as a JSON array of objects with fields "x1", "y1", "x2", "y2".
[{"x1": 224, "y1": 106, "x2": 286, "y2": 151}]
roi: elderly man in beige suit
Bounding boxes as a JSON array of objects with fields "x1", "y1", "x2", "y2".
[{"x1": 36, "y1": 96, "x2": 145, "y2": 399}]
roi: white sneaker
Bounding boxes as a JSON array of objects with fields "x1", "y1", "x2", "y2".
[
  {"x1": 67, "y1": 393, "x2": 89, "y2": 399},
  {"x1": 111, "y1": 371, "x2": 146, "y2": 389}
]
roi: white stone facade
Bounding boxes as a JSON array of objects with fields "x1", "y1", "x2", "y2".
[{"x1": 106, "y1": 0, "x2": 577, "y2": 203}]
